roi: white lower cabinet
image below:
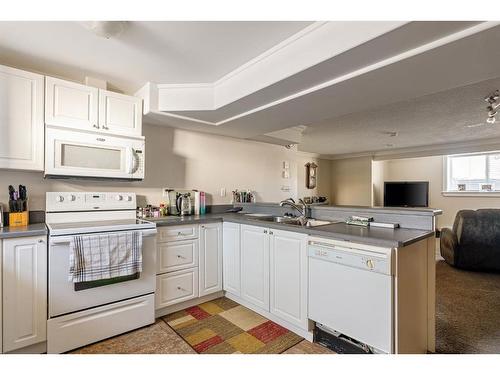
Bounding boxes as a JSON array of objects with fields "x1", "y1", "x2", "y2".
[
  {"x1": 269, "y1": 229, "x2": 308, "y2": 330},
  {"x1": 2, "y1": 235, "x2": 47, "y2": 353},
  {"x1": 222, "y1": 222, "x2": 241, "y2": 296},
  {"x1": 240, "y1": 224, "x2": 270, "y2": 311},
  {"x1": 199, "y1": 223, "x2": 222, "y2": 296},
  {"x1": 156, "y1": 268, "x2": 199, "y2": 308},
  {"x1": 228, "y1": 224, "x2": 309, "y2": 332}
]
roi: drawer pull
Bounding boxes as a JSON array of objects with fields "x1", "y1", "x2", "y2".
[
  {"x1": 176, "y1": 255, "x2": 186, "y2": 259},
  {"x1": 177, "y1": 231, "x2": 188, "y2": 236},
  {"x1": 177, "y1": 286, "x2": 187, "y2": 291}
]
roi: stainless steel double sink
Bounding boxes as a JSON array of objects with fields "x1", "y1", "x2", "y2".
[{"x1": 243, "y1": 213, "x2": 336, "y2": 227}]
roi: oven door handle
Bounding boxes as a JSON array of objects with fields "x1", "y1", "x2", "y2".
[{"x1": 50, "y1": 229, "x2": 157, "y2": 245}]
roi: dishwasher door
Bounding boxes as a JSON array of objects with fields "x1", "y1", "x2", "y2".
[{"x1": 308, "y1": 243, "x2": 393, "y2": 353}]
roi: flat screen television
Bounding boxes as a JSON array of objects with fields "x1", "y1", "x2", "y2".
[{"x1": 384, "y1": 181, "x2": 429, "y2": 207}]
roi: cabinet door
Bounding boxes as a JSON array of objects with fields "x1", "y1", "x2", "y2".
[
  {"x1": 99, "y1": 89, "x2": 142, "y2": 137},
  {"x1": 0, "y1": 64, "x2": 44, "y2": 171},
  {"x1": 156, "y1": 268, "x2": 199, "y2": 309},
  {"x1": 199, "y1": 223, "x2": 223, "y2": 296},
  {"x1": 240, "y1": 224, "x2": 269, "y2": 310},
  {"x1": 45, "y1": 76, "x2": 98, "y2": 130},
  {"x1": 269, "y1": 229, "x2": 308, "y2": 329},
  {"x1": 222, "y1": 222, "x2": 241, "y2": 296},
  {"x1": 2, "y1": 236, "x2": 47, "y2": 352}
]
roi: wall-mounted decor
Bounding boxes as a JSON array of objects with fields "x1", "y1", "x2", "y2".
[{"x1": 305, "y1": 162, "x2": 318, "y2": 189}]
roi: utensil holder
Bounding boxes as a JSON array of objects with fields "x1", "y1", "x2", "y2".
[{"x1": 9, "y1": 211, "x2": 29, "y2": 227}]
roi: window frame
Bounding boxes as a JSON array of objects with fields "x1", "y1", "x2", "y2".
[{"x1": 442, "y1": 151, "x2": 500, "y2": 196}]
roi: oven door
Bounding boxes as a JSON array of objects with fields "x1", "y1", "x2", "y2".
[
  {"x1": 48, "y1": 228, "x2": 156, "y2": 317},
  {"x1": 45, "y1": 127, "x2": 144, "y2": 180}
]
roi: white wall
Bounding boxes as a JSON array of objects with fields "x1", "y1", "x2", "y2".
[
  {"x1": 0, "y1": 124, "x2": 332, "y2": 211},
  {"x1": 330, "y1": 156, "x2": 372, "y2": 206},
  {"x1": 373, "y1": 155, "x2": 500, "y2": 228}
]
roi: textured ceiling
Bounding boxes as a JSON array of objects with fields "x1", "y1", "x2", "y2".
[
  {"x1": 299, "y1": 77, "x2": 500, "y2": 156},
  {"x1": 0, "y1": 21, "x2": 311, "y2": 94}
]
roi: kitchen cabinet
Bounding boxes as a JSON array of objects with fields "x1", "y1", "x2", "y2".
[
  {"x1": 269, "y1": 229, "x2": 308, "y2": 330},
  {"x1": 0, "y1": 64, "x2": 44, "y2": 171},
  {"x1": 45, "y1": 76, "x2": 99, "y2": 131},
  {"x1": 156, "y1": 268, "x2": 199, "y2": 309},
  {"x1": 2, "y1": 235, "x2": 47, "y2": 352},
  {"x1": 45, "y1": 76, "x2": 142, "y2": 137},
  {"x1": 157, "y1": 239, "x2": 198, "y2": 274},
  {"x1": 222, "y1": 222, "x2": 241, "y2": 296},
  {"x1": 99, "y1": 89, "x2": 142, "y2": 137},
  {"x1": 199, "y1": 223, "x2": 222, "y2": 297},
  {"x1": 240, "y1": 224, "x2": 270, "y2": 310}
]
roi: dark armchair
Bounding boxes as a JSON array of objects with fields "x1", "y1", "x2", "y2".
[{"x1": 440, "y1": 209, "x2": 500, "y2": 272}]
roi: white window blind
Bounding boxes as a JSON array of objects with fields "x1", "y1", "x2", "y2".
[{"x1": 446, "y1": 152, "x2": 500, "y2": 192}]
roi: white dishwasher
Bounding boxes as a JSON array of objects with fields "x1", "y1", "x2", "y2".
[{"x1": 308, "y1": 236, "x2": 394, "y2": 353}]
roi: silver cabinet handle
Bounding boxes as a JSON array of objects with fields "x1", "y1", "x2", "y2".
[
  {"x1": 177, "y1": 286, "x2": 186, "y2": 291},
  {"x1": 38, "y1": 239, "x2": 45, "y2": 243},
  {"x1": 176, "y1": 254, "x2": 186, "y2": 259}
]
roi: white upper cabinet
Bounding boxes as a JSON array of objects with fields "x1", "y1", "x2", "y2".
[
  {"x1": 99, "y1": 89, "x2": 142, "y2": 137},
  {"x1": 240, "y1": 224, "x2": 270, "y2": 311},
  {"x1": 45, "y1": 76, "x2": 99, "y2": 131},
  {"x1": 269, "y1": 229, "x2": 308, "y2": 330},
  {"x1": 45, "y1": 77, "x2": 142, "y2": 137},
  {"x1": 0, "y1": 64, "x2": 44, "y2": 171},
  {"x1": 222, "y1": 222, "x2": 241, "y2": 297},
  {"x1": 199, "y1": 223, "x2": 223, "y2": 297}
]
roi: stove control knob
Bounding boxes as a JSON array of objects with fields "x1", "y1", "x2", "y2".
[
  {"x1": 115, "y1": 195, "x2": 123, "y2": 201},
  {"x1": 366, "y1": 259, "x2": 374, "y2": 270},
  {"x1": 66, "y1": 194, "x2": 76, "y2": 202},
  {"x1": 56, "y1": 195, "x2": 64, "y2": 203},
  {"x1": 125, "y1": 196, "x2": 132, "y2": 201}
]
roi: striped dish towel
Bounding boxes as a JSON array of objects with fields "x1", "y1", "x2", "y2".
[{"x1": 69, "y1": 231, "x2": 143, "y2": 283}]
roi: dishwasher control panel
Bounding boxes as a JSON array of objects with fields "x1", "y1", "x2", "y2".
[{"x1": 308, "y1": 238, "x2": 393, "y2": 275}]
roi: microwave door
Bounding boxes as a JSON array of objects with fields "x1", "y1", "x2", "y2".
[{"x1": 45, "y1": 127, "x2": 145, "y2": 180}]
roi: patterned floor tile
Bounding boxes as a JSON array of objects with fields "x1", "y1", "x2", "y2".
[
  {"x1": 218, "y1": 305, "x2": 268, "y2": 331},
  {"x1": 198, "y1": 301, "x2": 225, "y2": 315},
  {"x1": 193, "y1": 335, "x2": 224, "y2": 353},
  {"x1": 282, "y1": 340, "x2": 335, "y2": 354},
  {"x1": 185, "y1": 305, "x2": 211, "y2": 320},
  {"x1": 167, "y1": 314, "x2": 197, "y2": 330},
  {"x1": 226, "y1": 332, "x2": 266, "y2": 353},
  {"x1": 211, "y1": 297, "x2": 240, "y2": 311},
  {"x1": 185, "y1": 327, "x2": 217, "y2": 346},
  {"x1": 70, "y1": 319, "x2": 195, "y2": 354},
  {"x1": 248, "y1": 320, "x2": 289, "y2": 344}
]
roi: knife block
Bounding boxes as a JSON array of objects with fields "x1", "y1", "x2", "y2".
[{"x1": 9, "y1": 211, "x2": 29, "y2": 227}]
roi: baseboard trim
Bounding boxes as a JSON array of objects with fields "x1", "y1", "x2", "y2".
[
  {"x1": 4, "y1": 341, "x2": 46, "y2": 354},
  {"x1": 155, "y1": 291, "x2": 224, "y2": 318},
  {"x1": 224, "y1": 292, "x2": 313, "y2": 342}
]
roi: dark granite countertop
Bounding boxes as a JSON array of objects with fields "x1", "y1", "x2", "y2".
[
  {"x1": 0, "y1": 223, "x2": 48, "y2": 239},
  {"x1": 148, "y1": 213, "x2": 435, "y2": 248}
]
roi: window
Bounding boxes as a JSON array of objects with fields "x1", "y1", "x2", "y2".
[{"x1": 445, "y1": 152, "x2": 500, "y2": 192}]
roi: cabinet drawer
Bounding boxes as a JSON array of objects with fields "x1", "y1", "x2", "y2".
[
  {"x1": 157, "y1": 239, "x2": 199, "y2": 273},
  {"x1": 155, "y1": 268, "x2": 199, "y2": 309},
  {"x1": 157, "y1": 225, "x2": 199, "y2": 242}
]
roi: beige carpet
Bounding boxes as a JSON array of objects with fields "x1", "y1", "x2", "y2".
[{"x1": 436, "y1": 259, "x2": 500, "y2": 354}]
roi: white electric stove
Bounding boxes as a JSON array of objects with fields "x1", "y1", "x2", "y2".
[{"x1": 45, "y1": 192, "x2": 157, "y2": 353}]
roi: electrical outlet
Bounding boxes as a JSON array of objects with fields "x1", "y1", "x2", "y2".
[{"x1": 220, "y1": 188, "x2": 226, "y2": 197}]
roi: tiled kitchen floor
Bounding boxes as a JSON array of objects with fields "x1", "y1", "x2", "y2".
[{"x1": 71, "y1": 302, "x2": 334, "y2": 354}]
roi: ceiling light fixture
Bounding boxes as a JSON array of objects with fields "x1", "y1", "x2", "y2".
[{"x1": 81, "y1": 21, "x2": 128, "y2": 39}]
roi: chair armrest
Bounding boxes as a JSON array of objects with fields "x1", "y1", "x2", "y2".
[{"x1": 440, "y1": 227, "x2": 458, "y2": 265}]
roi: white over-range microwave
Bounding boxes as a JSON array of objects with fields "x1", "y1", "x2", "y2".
[{"x1": 45, "y1": 127, "x2": 145, "y2": 180}]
